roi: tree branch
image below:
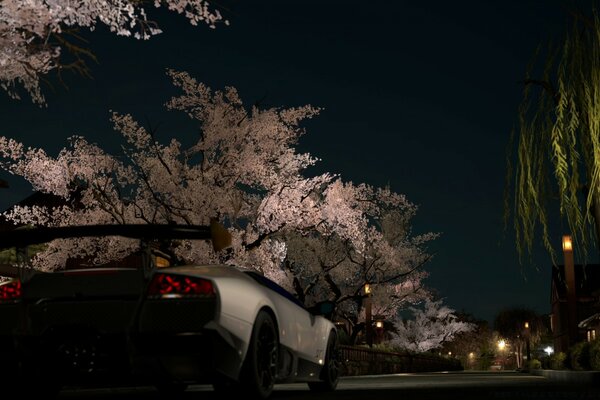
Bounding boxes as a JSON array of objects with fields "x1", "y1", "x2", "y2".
[{"x1": 520, "y1": 79, "x2": 559, "y2": 106}]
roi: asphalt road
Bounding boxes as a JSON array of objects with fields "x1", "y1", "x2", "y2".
[{"x1": 55, "y1": 372, "x2": 600, "y2": 400}]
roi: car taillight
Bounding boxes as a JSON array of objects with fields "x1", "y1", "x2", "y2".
[
  {"x1": 147, "y1": 274, "x2": 215, "y2": 299},
  {"x1": 0, "y1": 280, "x2": 21, "y2": 302}
]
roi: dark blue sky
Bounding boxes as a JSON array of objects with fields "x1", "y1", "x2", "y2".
[{"x1": 0, "y1": 1, "x2": 583, "y2": 322}]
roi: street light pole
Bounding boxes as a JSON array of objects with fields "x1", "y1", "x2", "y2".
[
  {"x1": 524, "y1": 321, "x2": 531, "y2": 365},
  {"x1": 562, "y1": 235, "x2": 578, "y2": 348},
  {"x1": 498, "y1": 340, "x2": 506, "y2": 370},
  {"x1": 364, "y1": 284, "x2": 372, "y2": 347}
]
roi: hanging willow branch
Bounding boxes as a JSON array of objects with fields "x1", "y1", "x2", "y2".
[{"x1": 506, "y1": 9, "x2": 600, "y2": 265}]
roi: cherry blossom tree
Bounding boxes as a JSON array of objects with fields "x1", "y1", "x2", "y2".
[
  {"x1": 0, "y1": 70, "x2": 437, "y2": 328},
  {"x1": 280, "y1": 202, "x2": 435, "y2": 341},
  {"x1": 391, "y1": 299, "x2": 475, "y2": 353},
  {"x1": 440, "y1": 313, "x2": 495, "y2": 370},
  {"x1": 0, "y1": 0, "x2": 226, "y2": 105}
]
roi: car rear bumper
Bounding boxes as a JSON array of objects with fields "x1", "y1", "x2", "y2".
[
  {"x1": 12, "y1": 325, "x2": 244, "y2": 386},
  {"x1": 13, "y1": 329, "x2": 133, "y2": 386},
  {"x1": 131, "y1": 297, "x2": 244, "y2": 381},
  {"x1": 131, "y1": 328, "x2": 243, "y2": 382},
  {"x1": 3, "y1": 294, "x2": 247, "y2": 386}
]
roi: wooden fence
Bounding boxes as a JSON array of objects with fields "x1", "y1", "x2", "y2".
[{"x1": 339, "y1": 345, "x2": 463, "y2": 376}]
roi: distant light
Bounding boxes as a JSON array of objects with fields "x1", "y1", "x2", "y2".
[
  {"x1": 469, "y1": 352, "x2": 475, "y2": 358},
  {"x1": 562, "y1": 235, "x2": 573, "y2": 252},
  {"x1": 498, "y1": 340, "x2": 506, "y2": 350},
  {"x1": 375, "y1": 321, "x2": 383, "y2": 329},
  {"x1": 364, "y1": 284, "x2": 371, "y2": 294},
  {"x1": 524, "y1": 322, "x2": 529, "y2": 329},
  {"x1": 318, "y1": 359, "x2": 323, "y2": 365},
  {"x1": 155, "y1": 255, "x2": 170, "y2": 268},
  {"x1": 448, "y1": 351, "x2": 452, "y2": 356},
  {"x1": 544, "y1": 346, "x2": 554, "y2": 356}
]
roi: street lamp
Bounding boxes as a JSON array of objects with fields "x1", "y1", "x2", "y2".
[
  {"x1": 498, "y1": 340, "x2": 506, "y2": 370},
  {"x1": 562, "y1": 235, "x2": 577, "y2": 348},
  {"x1": 524, "y1": 321, "x2": 531, "y2": 363},
  {"x1": 374, "y1": 319, "x2": 384, "y2": 344},
  {"x1": 364, "y1": 283, "x2": 372, "y2": 347},
  {"x1": 562, "y1": 235, "x2": 573, "y2": 251}
]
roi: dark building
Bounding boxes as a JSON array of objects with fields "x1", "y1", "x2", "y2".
[{"x1": 550, "y1": 263, "x2": 600, "y2": 353}]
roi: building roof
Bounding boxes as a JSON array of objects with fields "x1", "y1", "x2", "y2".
[
  {"x1": 551, "y1": 264, "x2": 600, "y2": 300},
  {"x1": 579, "y1": 312, "x2": 600, "y2": 329}
]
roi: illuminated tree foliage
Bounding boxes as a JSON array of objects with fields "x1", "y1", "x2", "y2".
[
  {"x1": 282, "y1": 206, "x2": 434, "y2": 336},
  {"x1": 0, "y1": 71, "x2": 437, "y2": 325},
  {"x1": 493, "y1": 308, "x2": 548, "y2": 369},
  {"x1": 506, "y1": 8, "x2": 600, "y2": 263},
  {"x1": 0, "y1": 0, "x2": 226, "y2": 105},
  {"x1": 391, "y1": 299, "x2": 475, "y2": 352}
]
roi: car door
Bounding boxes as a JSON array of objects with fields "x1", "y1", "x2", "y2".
[
  {"x1": 242, "y1": 272, "x2": 301, "y2": 351},
  {"x1": 243, "y1": 272, "x2": 329, "y2": 370}
]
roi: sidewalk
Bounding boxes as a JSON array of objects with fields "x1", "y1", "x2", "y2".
[{"x1": 530, "y1": 369, "x2": 600, "y2": 386}]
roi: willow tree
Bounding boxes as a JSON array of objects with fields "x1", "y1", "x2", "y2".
[{"x1": 506, "y1": 9, "x2": 600, "y2": 263}]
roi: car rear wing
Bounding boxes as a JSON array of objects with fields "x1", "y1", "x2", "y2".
[{"x1": 0, "y1": 221, "x2": 232, "y2": 279}]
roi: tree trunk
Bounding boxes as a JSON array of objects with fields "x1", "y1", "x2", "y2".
[{"x1": 350, "y1": 323, "x2": 364, "y2": 345}]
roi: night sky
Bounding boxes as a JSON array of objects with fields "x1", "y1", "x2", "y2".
[{"x1": 0, "y1": 1, "x2": 582, "y2": 323}]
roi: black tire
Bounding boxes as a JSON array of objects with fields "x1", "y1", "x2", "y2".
[
  {"x1": 308, "y1": 331, "x2": 340, "y2": 392},
  {"x1": 241, "y1": 310, "x2": 279, "y2": 399}
]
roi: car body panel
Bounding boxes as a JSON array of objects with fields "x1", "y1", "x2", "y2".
[{"x1": 158, "y1": 265, "x2": 335, "y2": 379}]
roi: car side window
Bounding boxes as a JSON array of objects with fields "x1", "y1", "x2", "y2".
[{"x1": 244, "y1": 271, "x2": 305, "y2": 309}]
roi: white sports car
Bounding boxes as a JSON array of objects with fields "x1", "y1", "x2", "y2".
[{"x1": 0, "y1": 225, "x2": 340, "y2": 399}]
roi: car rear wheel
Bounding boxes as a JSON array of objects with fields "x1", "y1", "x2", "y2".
[
  {"x1": 308, "y1": 331, "x2": 340, "y2": 392},
  {"x1": 241, "y1": 310, "x2": 279, "y2": 399}
]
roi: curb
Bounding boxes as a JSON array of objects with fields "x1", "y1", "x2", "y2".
[{"x1": 530, "y1": 369, "x2": 600, "y2": 386}]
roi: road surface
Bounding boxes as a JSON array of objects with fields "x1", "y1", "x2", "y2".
[{"x1": 55, "y1": 372, "x2": 600, "y2": 400}]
